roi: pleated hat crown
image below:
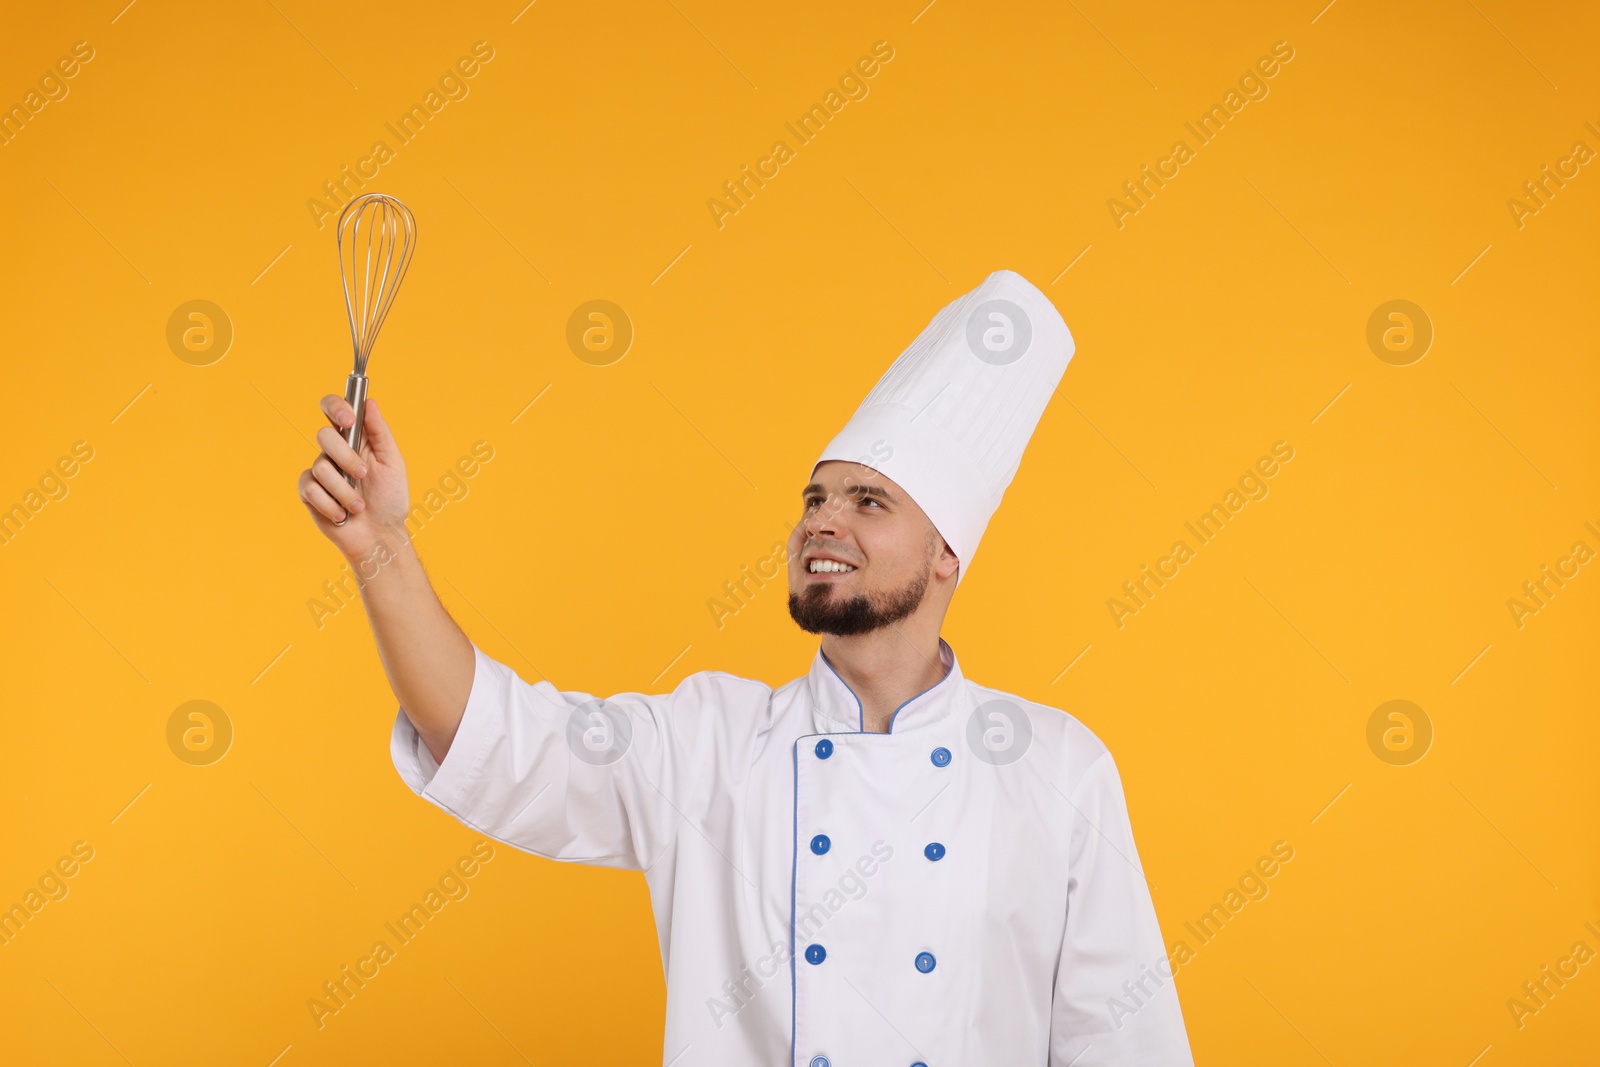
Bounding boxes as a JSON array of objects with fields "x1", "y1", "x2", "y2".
[{"x1": 810, "y1": 269, "x2": 1075, "y2": 586}]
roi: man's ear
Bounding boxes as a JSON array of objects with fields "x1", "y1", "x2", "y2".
[{"x1": 933, "y1": 535, "x2": 960, "y2": 581}]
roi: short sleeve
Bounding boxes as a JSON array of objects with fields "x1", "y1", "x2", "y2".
[
  {"x1": 391, "y1": 642, "x2": 714, "y2": 871},
  {"x1": 1049, "y1": 750, "x2": 1194, "y2": 1066}
]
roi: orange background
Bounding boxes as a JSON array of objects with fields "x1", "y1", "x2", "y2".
[{"x1": 1, "y1": 1, "x2": 1596, "y2": 1064}]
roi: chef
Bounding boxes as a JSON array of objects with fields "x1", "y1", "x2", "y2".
[{"x1": 300, "y1": 269, "x2": 1193, "y2": 1064}]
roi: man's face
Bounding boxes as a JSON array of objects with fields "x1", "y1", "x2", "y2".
[{"x1": 786, "y1": 461, "x2": 956, "y2": 635}]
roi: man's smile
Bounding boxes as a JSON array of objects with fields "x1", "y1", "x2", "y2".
[{"x1": 803, "y1": 551, "x2": 858, "y2": 578}]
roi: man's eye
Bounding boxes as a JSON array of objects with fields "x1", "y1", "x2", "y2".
[{"x1": 804, "y1": 496, "x2": 881, "y2": 510}]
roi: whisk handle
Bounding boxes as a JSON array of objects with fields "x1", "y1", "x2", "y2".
[{"x1": 341, "y1": 373, "x2": 369, "y2": 486}]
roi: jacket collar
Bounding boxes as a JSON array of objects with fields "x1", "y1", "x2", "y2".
[{"x1": 805, "y1": 637, "x2": 964, "y2": 735}]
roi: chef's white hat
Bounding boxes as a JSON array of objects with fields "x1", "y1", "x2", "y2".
[{"x1": 809, "y1": 269, "x2": 1075, "y2": 586}]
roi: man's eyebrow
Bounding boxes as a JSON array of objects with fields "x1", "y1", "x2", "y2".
[{"x1": 801, "y1": 482, "x2": 897, "y2": 504}]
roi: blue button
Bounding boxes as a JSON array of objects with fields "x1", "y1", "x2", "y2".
[
  {"x1": 811, "y1": 834, "x2": 831, "y2": 855},
  {"x1": 924, "y1": 842, "x2": 945, "y2": 861},
  {"x1": 815, "y1": 739, "x2": 834, "y2": 759},
  {"x1": 912, "y1": 1063, "x2": 928, "y2": 1067},
  {"x1": 810, "y1": 1058, "x2": 830, "y2": 1067},
  {"x1": 930, "y1": 746, "x2": 952, "y2": 767},
  {"x1": 805, "y1": 943, "x2": 827, "y2": 965},
  {"x1": 915, "y1": 951, "x2": 937, "y2": 973}
]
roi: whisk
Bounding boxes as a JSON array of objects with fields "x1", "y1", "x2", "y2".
[{"x1": 335, "y1": 192, "x2": 417, "y2": 485}]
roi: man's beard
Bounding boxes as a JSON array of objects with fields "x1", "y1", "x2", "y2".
[{"x1": 788, "y1": 566, "x2": 930, "y2": 636}]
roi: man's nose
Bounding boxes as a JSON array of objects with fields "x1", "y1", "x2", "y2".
[{"x1": 803, "y1": 495, "x2": 844, "y2": 538}]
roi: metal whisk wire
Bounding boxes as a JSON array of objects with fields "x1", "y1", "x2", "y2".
[
  {"x1": 333, "y1": 193, "x2": 416, "y2": 485},
  {"x1": 340, "y1": 193, "x2": 416, "y2": 375}
]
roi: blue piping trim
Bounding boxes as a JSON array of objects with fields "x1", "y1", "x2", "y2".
[
  {"x1": 789, "y1": 738, "x2": 798, "y2": 1066},
  {"x1": 817, "y1": 647, "x2": 866, "y2": 731},
  {"x1": 817, "y1": 638, "x2": 956, "y2": 734}
]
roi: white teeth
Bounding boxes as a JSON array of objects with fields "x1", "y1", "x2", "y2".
[{"x1": 808, "y1": 559, "x2": 856, "y2": 573}]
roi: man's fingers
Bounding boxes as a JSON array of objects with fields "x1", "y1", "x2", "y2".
[
  {"x1": 299, "y1": 469, "x2": 349, "y2": 524},
  {"x1": 311, "y1": 456, "x2": 365, "y2": 513},
  {"x1": 320, "y1": 393, "x2": 356, "y2": 430},
  {"x1": 315, "y1": 424, "x2": 368, "y2": 479}
]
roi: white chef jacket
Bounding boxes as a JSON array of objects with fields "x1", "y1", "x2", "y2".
[{"x1": 391, "y1": 637, "x2": 1193, "y2": 1066}]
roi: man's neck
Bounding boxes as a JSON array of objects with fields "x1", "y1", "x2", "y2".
[{"x1": 819, "y1": 623, "x2": 950, "y2": 733}]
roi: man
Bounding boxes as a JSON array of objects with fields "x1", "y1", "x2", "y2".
[{"x1": 298, "y1": 269, "x2": 1193, "y2": 1065}]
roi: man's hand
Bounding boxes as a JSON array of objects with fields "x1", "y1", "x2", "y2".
[{"x1": 297, "y1": 394, "x2": 409, "y2": 557}]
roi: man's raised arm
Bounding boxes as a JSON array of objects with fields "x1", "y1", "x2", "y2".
[{"x1": 296, "y1": 391, "x2": 472, "y2": 764}]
